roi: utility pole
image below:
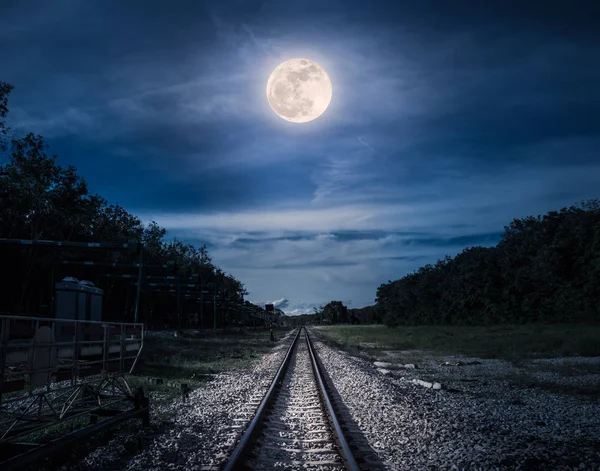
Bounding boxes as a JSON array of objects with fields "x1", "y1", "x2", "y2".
[
  {"x1": 176, "y1": 267, "x2": 181, "y2": 331},
  {"x1": 213, "y1": 287, "x2": 217, "y2": 331},
  {"x1": 133, "y1": 243, "x2": 143, "y2": 324},
  {"x1": 200, "y1": 290, "x2": 204, "y2": 329}
]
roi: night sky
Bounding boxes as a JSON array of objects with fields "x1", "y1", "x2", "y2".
[{"x1": 2, "y1": 0, "x2": 599, "y2": 314}]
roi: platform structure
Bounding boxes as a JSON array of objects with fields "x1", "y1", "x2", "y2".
[{"x1": 0, "y1": 314, "x2": 146, "y2": 467}]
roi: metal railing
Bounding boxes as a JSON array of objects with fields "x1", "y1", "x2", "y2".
[
  {"x1": 0, "y1": 315, "x2": 143, "y2": 400},
  {"x1": 0, "y1": 314, "x2": 144, "y2": 443}
]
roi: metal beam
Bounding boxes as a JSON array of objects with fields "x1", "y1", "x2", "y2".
[
  {"x1": 0, "y1": 238, "x2": 137, "y2": 251},
  {"x1": 100, "y1": 274, "x2": 199, "y2": 282},
  {"x1": 130, "y1": 282, "x2": 196, "y2": 288},
  {"x1": 57, "y1": 260, "x2": 168, "y2": 268}
]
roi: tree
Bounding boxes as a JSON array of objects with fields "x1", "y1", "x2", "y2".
[
  {"x1": 0, "y1": 81, "x2": 14, "y2": 150},
  {"x1": 348, "y1": 305, "x2": 381, "y2": 324},
  {"x1": 322, "y1": 301, "x2": 349, "y2": 324}
]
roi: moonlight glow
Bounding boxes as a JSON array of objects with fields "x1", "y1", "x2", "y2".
[{"x1": 266, "y1": 58, "x2": 333, "y2": 123}]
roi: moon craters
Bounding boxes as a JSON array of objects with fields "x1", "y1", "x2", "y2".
[{"x1": 266, "y1": 58, "x2": 332, "y2": 123}]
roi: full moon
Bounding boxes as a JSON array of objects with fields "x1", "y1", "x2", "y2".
[{"x1": 266, "y1": 58, "x2": 332, "y2": 123}]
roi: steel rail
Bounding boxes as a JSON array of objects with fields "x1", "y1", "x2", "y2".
[
  {"x1": 305, "y1": 328, "x2": 361, "y2": 471},
  {"x1": 222, "y1": 327, "x2": 302, "y2": 471}
]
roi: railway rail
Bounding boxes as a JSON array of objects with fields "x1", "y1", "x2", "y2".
[{"x1": 223, "y1": 327, "x2": 361, "y2": 471}]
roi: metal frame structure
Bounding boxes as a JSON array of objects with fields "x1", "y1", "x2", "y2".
[
  {"x1": 0, "y1": 237, "x2": 142, "y2": 321},
  {"x1": 0, "y1": 314, "x2": 146, "y2": 466}
]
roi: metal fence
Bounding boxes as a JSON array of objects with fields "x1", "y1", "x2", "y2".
[{"x1": 0, "y1": 314, "x2": 144, "y2": 443}]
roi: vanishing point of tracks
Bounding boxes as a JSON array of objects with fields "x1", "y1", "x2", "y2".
[{"x1": 223, "y1": 327, "x2": 361, "y2": 471}]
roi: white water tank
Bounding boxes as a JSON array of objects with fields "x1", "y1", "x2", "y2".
[{"x1": 55, "y1": 277, "x2": 103, "y2": 321}]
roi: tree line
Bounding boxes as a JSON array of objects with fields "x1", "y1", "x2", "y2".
[
  {"x1": 376, "y1": 200, "x2": 600, "y2": 326},
  {"x1": 309, "y1": 201, "x2": 600, "y2": 327},
  {"x1": 289, "y1": 301, "x2": 381, "y2": 326},
  {"x1": 0, "y1": 81, "x2": 269, "y2": 329}
]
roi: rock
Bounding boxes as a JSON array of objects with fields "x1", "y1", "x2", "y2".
[
  {"x1": 360, "y1": 342, "x2": 378, "y2": 349},
  {"x1": 374, "y1": 361, "x2": 394, "y2": 368},
  {"x1": 376, "y1": 368, "x2": 392, "y2": 376},
  {"x1": 412, "y1": 379, "x2": 433, "y2": 388},
  {"x1": 432, "y1": 382, "x2": 442, "y2": 390},
  {"x1": 403, "y1": 363, "x2": 417, "y2": 369},
  {"x1": 440, "y1": 360, "x2": 482, "y2": 366}
]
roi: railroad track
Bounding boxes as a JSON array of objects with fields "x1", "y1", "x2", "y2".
[{"x1": 223, "y1": 327, "x2": 361, "y2": 471}]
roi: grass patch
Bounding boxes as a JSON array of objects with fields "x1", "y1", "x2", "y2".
[
  {"x1": 312, "y1": 324, "x2": 600, "y2": 360},
  {"x1": 130, "y1": 327, "x2": 290, "y2": 419},
  {"x1": 137, "y1": 327, "x2": 287, "y2": 379}
]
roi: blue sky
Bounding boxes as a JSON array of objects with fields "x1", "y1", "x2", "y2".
[{"x1": 2, "y1": 0, "x2": 599, "y2": 314}]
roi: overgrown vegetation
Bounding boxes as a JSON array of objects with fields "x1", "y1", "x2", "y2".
[
  {"x1": 313, "y1": 324, "x2": 600, "y2": 360},
  {"x1": 128, "y1": 328, "x2": 289, "y2": 419},
  {"x1": 136, "y1": 328, "x2": 284, "y2": 380}
]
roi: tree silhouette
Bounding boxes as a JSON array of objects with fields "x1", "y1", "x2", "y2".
[{"x1": 377, "y1": 201, "x2": 600, "y2": 326}]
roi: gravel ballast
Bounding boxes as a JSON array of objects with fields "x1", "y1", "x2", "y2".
[
  {"x1": 312, "y1": 336, "x2": 600, "y2": 470},
  {"x1": 66, "y1": 331, "x2": 296, "y2": 471}
]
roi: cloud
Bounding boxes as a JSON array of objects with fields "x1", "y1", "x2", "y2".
[
  {"x1": 10, "y1": 107, "x2": 97, "y2": 139},
  {"x1": 280, "y1": 301, "x2": 323, "y2": 316},
  {"x1": 271, "y1": 298, "x2": 289, "y2": 309},
  {"x1": 142, "y1": 157, "x2": 600, "y2": 236}
]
